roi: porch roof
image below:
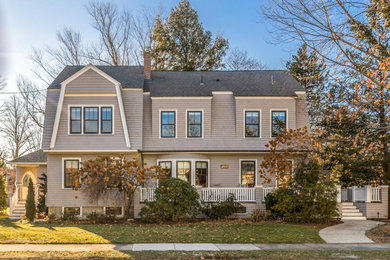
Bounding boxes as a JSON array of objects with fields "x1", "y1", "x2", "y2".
[{"x1": 10, "y1": 150, "x2": 47, "y2": 165}]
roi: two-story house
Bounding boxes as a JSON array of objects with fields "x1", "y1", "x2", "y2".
[{"x1": 9, "y1": 50, "x2": 309, "y2": 219}]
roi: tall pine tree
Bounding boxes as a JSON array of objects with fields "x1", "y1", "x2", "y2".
[
  {"x1": 152, "y1": 0, "x2": 229, "y2": 71},
  {"x1": 0, "y1": 174, "x2": 7, "y2": 213},
  {"x1": 286, "y1": 44, "x2": 327, "y2": 127},
  {"x1": 37, "y1": 173, "x2": 47, "y2": 214},
  {"x1": 25, "y1": 179, "x2": 36, "y2": 221}
]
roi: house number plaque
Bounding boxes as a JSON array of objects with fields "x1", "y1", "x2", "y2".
[{"x1": 220, "y1": 164, "x2": 229, "y2": 169}]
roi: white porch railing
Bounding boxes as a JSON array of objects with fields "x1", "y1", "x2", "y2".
[
  {"x1": 140, "y1": 187, "x2": 256, "y2": 202},
  {"x1": 200, "y1": 187, "x2": 256, "y2": 202},
  {"x1": 140, "y1": 188, "x2": 155, "y2": 202},
  {"x1": 371, "y1": 187, "x2": 382, "y2": 202},
  {"x1": 341, "y1": 185, "x2": 383, "y2": 203},
  {"x1": 262, "y1": 187, "x2": 276, "y2": 202}
]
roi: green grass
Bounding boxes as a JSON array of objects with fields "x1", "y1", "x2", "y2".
[
  {"x1": 0, "y1": 218, "x2": 324, "y2": 244},
  {"x1": 0, "y1": 250, "x2": 390, "y2": 259}
]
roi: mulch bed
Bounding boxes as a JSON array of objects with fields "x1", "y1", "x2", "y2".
[{"x1": 366, "y1": 224, "x2": 390, "y2": 243}]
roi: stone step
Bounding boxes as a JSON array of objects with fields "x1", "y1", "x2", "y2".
[
  {"x1": 341, "y1": 202, "x2": 354, "y2": 206},
  {"x1": 342, "y1": 216, "x2": 367, "y2": 220},
  {"x1": 342, "y1": 213, "x2": 364, "y2": 217},
  {"x1": 8, "y1": 215, "x2": 22, "y2": 220},
  {"x1": 342, "y1": 206, "x2": 358, "y2": 209},
  {"x1": 342, "y1": 209, "x2": 360, "y2": 213}
]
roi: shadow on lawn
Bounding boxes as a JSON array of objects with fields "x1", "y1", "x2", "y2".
[{"x1": 0, "y1": 218, "x2": 22, "y2": 229}]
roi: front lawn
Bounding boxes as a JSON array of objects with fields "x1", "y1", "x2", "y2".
[{"x1": 0, "y1": 218, "x2": 324, "y2": 244}]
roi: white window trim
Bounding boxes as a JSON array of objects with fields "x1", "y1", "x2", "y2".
[
  {"x1": 156, "y1": 159, "x2": 210, "y2": 188},
  {"x1": 62, "y1": 206, "x2": 82, "y2": 217},
  {"x1": 159, "y1": 109, "x2": 178, "y2": 139},
  {"x1": 68, "y1": 105, "x2": 115, "y2": 135},
  {"x1": 243, "y1": 109, "x2": 262, "y2": 138},
  {"x1": 270, "y1": 109, "x2": 289, "y2": 138},
  {"x1": 239, "y1": 159, "x2": 257, "y2": 187},
  {"x1": 103, "y1": 206, "x2": 124, "y2": 217},
  {"x1": 185, "y1": 109, "x2": 204, "y2": 139},
  {"x1": 62, "y1": 157, "x2": 81, "y2": 190}
]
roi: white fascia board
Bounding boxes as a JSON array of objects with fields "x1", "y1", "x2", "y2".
[
  {"x1": 61, "y1": 64, "x2": 120, "y2": 86},
  {"x1": 115, "y1": 83, "x2": 131, "y2": 148}
]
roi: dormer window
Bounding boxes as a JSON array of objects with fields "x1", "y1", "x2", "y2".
[
  {"x1": 101, "y1": 107, "x2": 113, "y2": 134},
  {"x1": 84, "y1": 107, "x2": 99, "y2": 134},
  {"x1": 70, "y1": 107, "x2": 82, "y2": 134},
  {"x1": 69, "y1": 105, "x2": 114, "y2": 135}
]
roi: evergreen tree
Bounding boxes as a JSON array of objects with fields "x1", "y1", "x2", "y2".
[
  {"x1": 37, "y1": 173, "x2": 47, "y2": 214},
  {"x1": 25, "y1": 179, "x2": 36, "y2": 221},
  {"x1": 286, "y1": 44, "x2": 327, "y2": 127},
  {"x1": 152, "y1": 0, "x2": 229, "y2": 71},
  {"x1": 0, "y1": 174, "x2": 7, "y2": 213}
]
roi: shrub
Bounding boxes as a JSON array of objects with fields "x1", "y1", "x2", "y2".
[
  {"x1": 250, "y1": 208, "x2": 273, "y2": 222},
  {"x1": 265, "y1": 160, "x2": 338, "y2": 223},
  {"x1": 48, "y1": 213, "x2": 57, "y2": 224},
  {"x1": 61, "y1": 210, "x2": 78, "y2": 222},
  {"x1": 201, "y1": 194, "x2": 244, "y2": 219},
  {"x1": 265, "y1": 187, "x2": 298, "y2": 220},
  {"x1": 140, "y1": 178, "x2": 200, "y2": 223},
  {"x1": 86, "y1": 211, "x2": 116, "y2": 224},
  {"x1": 0, "y1": 174, "x2": 7, "y2": 213},
  {"x1": 25, "y1": 179, "x2": 36, "y2": 222}
]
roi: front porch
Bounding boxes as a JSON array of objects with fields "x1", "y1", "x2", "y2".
[
  {"x1": 134, "y1": 186, "x2": 275, "y2": 218},
  {"x1": 136, "y1": 185, "x2": 389, "y2": 219},
  {"x1": 9, "y1": 150, "x2": 47, "y2": 219}
]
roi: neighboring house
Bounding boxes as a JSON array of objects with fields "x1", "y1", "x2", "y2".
[{"x1": 10, "y1": 50, "x2": 311, "y2": 219}]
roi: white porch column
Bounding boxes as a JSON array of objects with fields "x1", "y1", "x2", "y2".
[
  {"x1": 336, "y1": 185, "x2": 341, "y2": 203},
  {"x1": 364, "y1": 185, "x2": 372, "y2": 203},
  {"x1": 352, "y1": 186, "x2": 357, "y2": 202}
]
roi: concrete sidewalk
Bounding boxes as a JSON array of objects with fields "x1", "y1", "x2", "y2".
[
  {"x1": 1, "y1": 243, "x2": 390, "y2": 252},
  {"x1": 319, "y1": 220, "x2": 382, "y2": 243}
]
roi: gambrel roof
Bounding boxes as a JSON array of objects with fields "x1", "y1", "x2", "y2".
[{"x1": 49, "y1": 66, "x2": 303, "y2": 97}]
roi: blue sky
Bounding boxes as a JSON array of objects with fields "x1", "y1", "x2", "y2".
[{"x1": 0, "y1": 0, "x2": 297, "y2": 93}]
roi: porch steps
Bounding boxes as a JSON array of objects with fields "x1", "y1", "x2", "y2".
[
  {"x1": 9, "y1": 201, "x2": 26, "y2": 220},
  {"x1": 341, "y1": 202, "x2": 366, "y2": 220}
]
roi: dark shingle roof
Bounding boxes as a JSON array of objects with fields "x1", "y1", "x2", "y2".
[
  {"x1": 48, "y1": 65, "x2": 144, "y2": 89},
  {"x1": 149, "y1": 70, "x2": 303, "y2": 97},
  {"x1": 11, "y1": 150, "x2": 47, "y2": 164},
  {"x1": 48, "y1": 66, "x2": 303, "y2": 97}
]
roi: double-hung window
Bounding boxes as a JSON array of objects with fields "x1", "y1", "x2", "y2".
[
  {"x1": 177, "y1": 161, "x2": 191, "y2": 183},
  {"x1": 187, "y1": 111, "x2": 202, "y2": 138},
  {"x1": 161, "y1": 111, "x2": 176, "y2": 138},
  {"x1": 245, "y1": 111, "x2": 260, "y2": 137},
  {"x1": 158, "y1": 161, "x2": 172, "y2": 183},
  {"x1": 64, "y1": 159, "x2": 79, "y2": 188},
  {"x1": 84, "y1": 107, "x2": 99, "y2": 134},
  {"x1": 101, "y1": 107, "x2": 113, "y2": 134},
  {"x1": 70, "y1": 107, "x2": 82, "y2": 134},
  {"x1": 240, "y1": 160, "x2": 256, "y2": 187},
  {"x1": 271, "y1": 111, "x2": 287, "y2": 137},
  {"x1": 195, "y1": 161, "x2": 208, "y2": 187}
]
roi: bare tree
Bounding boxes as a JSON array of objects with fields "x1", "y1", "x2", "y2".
[
  {"x1": 86, "y1": 1, "x2": 133, "y2": 65},
  {"x1": 225, "y1": 48, "x2": 267, "y2": 70},
  {"x1": 0, "y1": 95, "x2": 40, "y2": 159},
  {"x1": 131, "y1": 5, "x2": 166, "y2": 65},
  {"x1": 31, "y1": 27, "x2": 86, "y2": 85},
  {"x1": 17, "y1": 76, "x2": 46, "y2": 128}
]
